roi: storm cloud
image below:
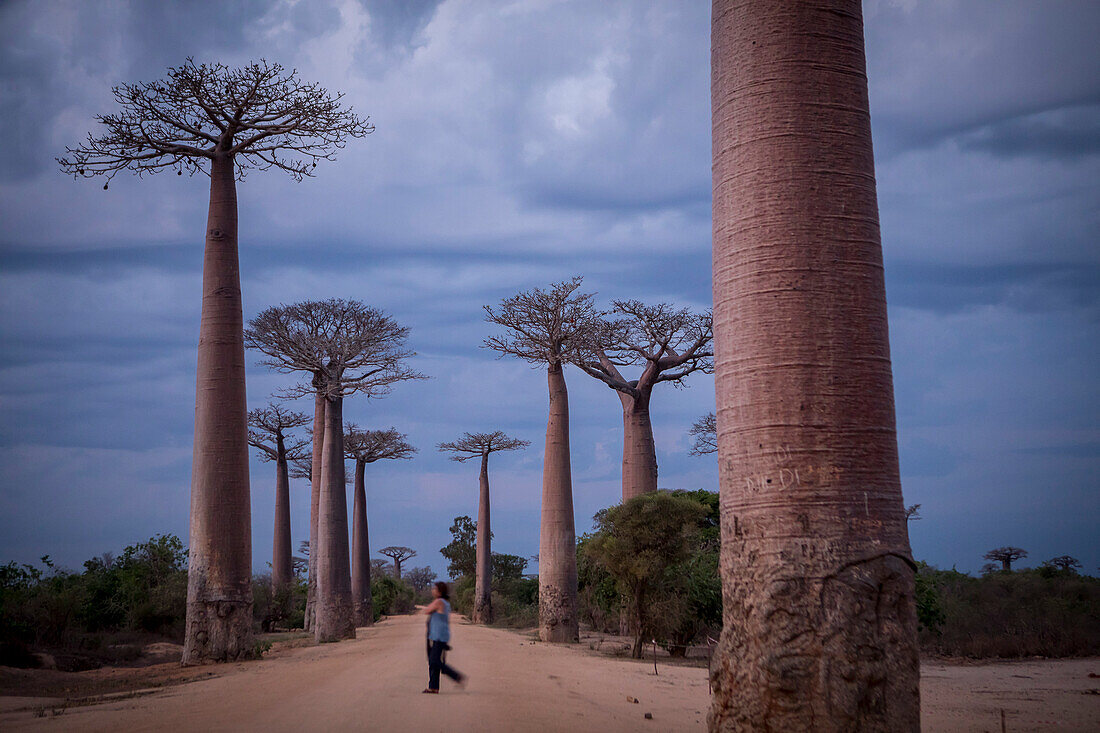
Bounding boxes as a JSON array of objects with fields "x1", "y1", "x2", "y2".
[{"x1": 1, "y1": 0, "x2": 1097, "y2": 577}]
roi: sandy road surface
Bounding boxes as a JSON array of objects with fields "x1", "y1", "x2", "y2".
[
  {"x1": 2, "y1": 615, "x2": 1097, "y2": 732},
  {"x1": 921, "y1": 657, "x2": 1100, "y2": 732},
  {"x1": 0, "y1": 615, "x2": 710, "y2": 732}
]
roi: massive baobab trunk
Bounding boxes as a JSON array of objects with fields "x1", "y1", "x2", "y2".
[
  {"x1": 619, "y1": 390, "x2": 657, "y2": 501},
  {"x1": 473, "y1": 452, "x2": 492, "y2": 624},
  {"x1": 539, "y1": 362, "x2": 579, "y2": 642},
  {"x1": 351, "y1": 458, "x2": 373, "y2": 626},
  {"x1": 272, "y1": 442, "x2": 293, "y2": 591},
  {"x1": 61, "y1": 60, "x2": 373, "y2": 663},
  {"x1": 183, "y1": 152, "x2": 253, "y2": 664},
  {"x1": 709, "y1": 1, "x2": 919, "y2": 730},
  {"x1": 305, "y1": 390, "x2": 324, "y2": 632},
  {"x1": 314, "y1": 394, "x2": 355, "y2": 642}
]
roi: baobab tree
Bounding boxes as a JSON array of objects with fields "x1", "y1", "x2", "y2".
[
  {"x1": 1044, "y1": 555, "x2": 1082, "y2": 573},
  {"x1": 378, "y1": 547, "x2": 416, "y2": 580},
  {"x1": 247, "y1": 404, "x2": 310, "y2": 592},
  {"x1": 573, "y1": 300, "x2": 713, "y2": 500},
  {"x1": 58, "y1": 59, "x2": 373, "y2": 664},
  {"x1": 438, "y1": 431, "x2": 530, "y2": 624},
  {"x1": 405, "y1": 567, "x2": 438, "y2": 593},
  {"x1": 245, "y1": 299, "x2": 423, "y2": 642},
  {"x1": 984, "y1": 546, "x2": 1028, "y2": 571},
  {"x1": 344, "y1": 424, "x2": 417, "y2": 626},
  {"x1": 484, "y1": 277, "x2": 595, "y2": 642},
  {"x1": 709, "y1": 1, "x2": 919, "y2": 728},
  {"x1": 688, "y1": 412, "x2": 717, "y2": 456}
]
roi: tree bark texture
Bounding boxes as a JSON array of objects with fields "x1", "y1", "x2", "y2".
[
  {"x1": 314, "y1": 394, "x2": 355, "y2": 642},
  {"x1": 272, "y1": 448, "x2": 293, "y2": 592},
  {"x1": 351, "y1": 458, "x2": 373, "y2": 627},
  {"x1": 183, "y1": 152, "x2": 253, "y2": 664},
  {"x1": 305, "y1": 391, "x2": 324, "y2": 632},
  {"x1": 709, "y1": 2, "x2": 919, "y2": 730},
  {"x1": 473, "y1": 452, "x2": 492, "y2": 624},
  {"x1": 538, "y1": 363, "x2": 579, "y2": 642},
  {"x1": 619, "y1": 389, "x2": 657, "y2": 501}
]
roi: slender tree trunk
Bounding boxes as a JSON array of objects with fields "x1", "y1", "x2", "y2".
[
  {"x1": 630, "y1": 589, "x2": 645, "y2": 659},
  {"x1": 709, "y1": 2, "x2": 919, "y2": 730},
  {"x1": 314, "y1": 393, "x2": 355, "y2": 642},
  {"x1": 351, "y1": 458, "x2": 373, "y2": 627},
  {"x1": 272, "y1": 448, "x2": 293, "y2": 592},
  {"x1": 619, "y1": 389, "x2": 657, "y2": 501},
  {"x1": 473, "y1": 452, "x2": 492, "y2": 624},
  {"x1": 183, "y1": 151, "x2": 253, "y2": 665},
  {"x1": 539, "y1": 361, "x2": 579, "y2": 642},
  {"x1": 616, "y1": 385, "x2": 656, "y2": 670},
  {"x1": 305, "y1": 390, "x2": 324, "y2": 632}
]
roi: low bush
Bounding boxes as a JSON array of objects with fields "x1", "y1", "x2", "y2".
[
  {"x1": 917, "y1": 565, "x2": 1100, "y2": 657},
  {"x1": 251, "y1": 574, "x2": 307, "y2": 632},
  {"x1": 371, "y1": 575, "x2": 416, "y2": 619}
]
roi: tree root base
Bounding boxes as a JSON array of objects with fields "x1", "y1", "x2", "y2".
[{"x1": 182, "y1": 599, "x2": 254, "y2": 665}]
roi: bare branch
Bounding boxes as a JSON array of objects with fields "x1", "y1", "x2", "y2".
[
  {"x1": 247, "y1": 403, "x2": 311, "y2": 463},
  {"x1": 483, "y1": 277, "x2": 597, "y2": 367},
  {"x1": 569, "y1": 299, "x2": 713, "y2": 397},
  {"x1": 438, "y1": 431, "x2": 530, "y2": 462},
  {"x1": 245, "y1": 299, "x2": 428, "y2": 400},
  {"x1": 344, "y1": 423, "x2": 417, "y2": 464},
  {"x1": 289, "y1": 456, "x2": 313, "y2": 481},
  {"x1": 688, "y1": 412, "x2": 718, "y2": 456},
  {"x1": 58, "y1": 58, "x2": 373, "y2": 183}
]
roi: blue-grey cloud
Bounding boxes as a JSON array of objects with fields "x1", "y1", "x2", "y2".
[{"x1": 0, "y1": 0, "x2": 1097, "y2": 579}]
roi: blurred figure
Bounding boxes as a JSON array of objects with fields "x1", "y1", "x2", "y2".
[{"x1": 420, "y1": 582, "x2": 465, "y2": 693}]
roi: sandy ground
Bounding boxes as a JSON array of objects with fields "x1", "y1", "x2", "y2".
[
  {"x1": 1, "y1": 615, "x2": 1097, "y2": 732},
  {"x1": 921, "y1": 658, "x2": 1100, "y2": 732}
]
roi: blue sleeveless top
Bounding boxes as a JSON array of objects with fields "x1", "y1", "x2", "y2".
[{"x1": 428, "y1": 599, "x2": 451, "y2": 642}]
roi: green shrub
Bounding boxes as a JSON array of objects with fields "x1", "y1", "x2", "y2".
[
  {"x1": 0, "y1": 535, "x2": 188, "y2": 655},
  {"x1": 451, "y1": 576, "x2": 475, "y2": 617},
  {"x1": 577, "y1": 489, "x2": 720, "y2": 657},
  {"x1": 582, "y1": 491, "x2": 708, "y2": 658},
  {"x1": 914, "y1": 563, "x2": 946, "y2": 633},
  {"x1": 917, "y1": 565, "x2": 1100, "y2": 657},
  {"x1": 371, "y1": 575, "x2": 416, "y2": 618},
  {"x1": 489, "y1": 589, "x2": 538, "y2": 628}
]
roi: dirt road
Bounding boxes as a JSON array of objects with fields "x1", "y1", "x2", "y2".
[
  {"x1": 0, "y1": 615, "x2": 709, "y2": 732},
  {"x1": 1, "y1": 615, "x2": 1097, "y2": 731}
]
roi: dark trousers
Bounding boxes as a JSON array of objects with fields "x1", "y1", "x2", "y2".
[{"x1": 427, "y1": 640, "x2": 461, "y2": 690}]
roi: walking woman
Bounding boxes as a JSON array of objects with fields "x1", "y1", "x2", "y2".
[{"x1": 420, "y1": 581, "x2": 465, "y2": 693}]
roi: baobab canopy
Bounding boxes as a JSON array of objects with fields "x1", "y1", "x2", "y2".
[
  {"x1": 57, "y1": 59, "x2": 374, "y2": 183},
  {"x1": 57, "y1": 55, "x2": 376, "y2": 664}
]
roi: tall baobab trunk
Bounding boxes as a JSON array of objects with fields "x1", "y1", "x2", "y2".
[
  {"x1": 314, "y1": 394, "x2": 355, "y2": 642},
  {"x1": 183, "y1": 152, "x2": 253, "y2": 664},
  {"x1": 618, "y1": 389, "x2": 657, "y2": 500},
  {"x1": 305, "y1": 390, "x2": 324, "y2": 632},
  {"x1": 709, "y1": 1, "x2": 919, "y2": 730},
  {"x1": 473, "y1": 452, "x2": 492, "y2": 624},
  {"x1": 272, "y1": 439, "x2": 293, "y2": 591},
  {"x1": 351, "y1": 458, "x2": 373, "y2": 627},
  {"x1": 539, "y1": 362, "x2": 578, "y2": 642}
]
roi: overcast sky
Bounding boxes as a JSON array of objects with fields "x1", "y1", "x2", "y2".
[{"x1": 1, "y1": 0, "x2": 1097, "y2": 579}]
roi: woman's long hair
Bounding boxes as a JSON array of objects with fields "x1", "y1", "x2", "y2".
[{"x1": 434, "y1": 581, "x2": 450, "y2": 600}]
